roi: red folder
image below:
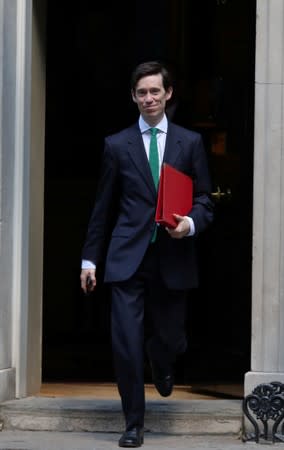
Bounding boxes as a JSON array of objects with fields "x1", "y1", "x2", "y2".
[{"x1": 155, "y1": 163, "x2": 193, "y2": 229}]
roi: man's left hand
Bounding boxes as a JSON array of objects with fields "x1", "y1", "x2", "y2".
[{"x1": 166, "y1": 214, "x2": 190, "y2": 239}]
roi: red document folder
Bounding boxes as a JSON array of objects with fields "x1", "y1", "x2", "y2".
[{"x1": 155, "y1": 163, "x2": 193, "y2": 229}]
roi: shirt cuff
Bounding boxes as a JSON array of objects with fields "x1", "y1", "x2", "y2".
[
  {"x1": 81, "y1": 259, "x2": 96, "y2": 269},
  {"x1": 184, "y1": 216, "x2": 195, "y2": 236}
]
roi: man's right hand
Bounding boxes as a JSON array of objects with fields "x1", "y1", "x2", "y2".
[{"x1": 80, "y1": 268, "x2": 96, "y2": 294}]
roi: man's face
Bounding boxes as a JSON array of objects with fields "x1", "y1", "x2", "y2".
[{"x1": 132, "y1": 73, "x2": 173, "y2": 125}]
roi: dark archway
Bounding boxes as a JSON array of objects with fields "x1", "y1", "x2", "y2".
[{"x1": 42, "y1": 0, "x2": 256, "y2": 385}]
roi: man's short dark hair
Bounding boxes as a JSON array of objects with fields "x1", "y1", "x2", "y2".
[{"x1": 131, "y1": 61, "x2": 173, "y2": 92}]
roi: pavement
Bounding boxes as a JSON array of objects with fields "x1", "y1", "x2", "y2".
[
  {"x1": 0, "y1": 386, "x2": 279, "y2": 449},
  {"x1": 0, "y1": 431, "x2": 282, "y2": 450}
]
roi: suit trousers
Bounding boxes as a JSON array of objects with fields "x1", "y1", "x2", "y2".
[{"x1": 110, "y1": 242, "x2": 188, "y2": 430}]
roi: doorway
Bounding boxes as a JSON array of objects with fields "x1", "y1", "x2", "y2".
[{"x1": 42, "y1": 0, "x2": 256, "y2": 387}]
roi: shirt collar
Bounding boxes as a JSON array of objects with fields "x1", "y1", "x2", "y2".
[{"x1": 139, "y1": 114, "x2": 168, "y2": 134}]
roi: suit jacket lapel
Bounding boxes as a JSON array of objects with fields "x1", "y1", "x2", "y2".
[
  {"x1": 163, "y1": 122, "x2": 183, "y2": 167},
  {"x1": 127, "y1": 125, "x2": 156, "y2": 198},
  {"x1": 126, "y1": 122, "x2": 182, "y2": 198}
]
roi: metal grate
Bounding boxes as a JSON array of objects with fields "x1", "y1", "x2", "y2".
[{"x1": 242, "y1": 381, "x2": 284, "y2": 443}]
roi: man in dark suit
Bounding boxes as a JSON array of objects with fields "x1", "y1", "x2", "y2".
[{"x1": 80, "y1": 61, "x2": 213, "y2": 447}]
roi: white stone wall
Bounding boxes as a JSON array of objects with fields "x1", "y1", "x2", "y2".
[
  {"x1": 0, "y1": 0, "x2": 45, "y2": 401},
  {"x1": 0, "y1": 0, "x2": 17, "y2": 402},
  {"x1": 245, "y1": 0, "x2": 284, "y2": 392}
]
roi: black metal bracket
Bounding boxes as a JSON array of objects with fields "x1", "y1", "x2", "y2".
[{"x1": 242, "y1": 381, "x2": 284, "y2": 443}]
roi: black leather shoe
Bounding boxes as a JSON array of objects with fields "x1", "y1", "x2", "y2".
[
  {"x1": 150, "y1": 361, "x2": 174, "y2": 397},
  {"x1": 118, "y1": 427, "x2": 144, "y2": 447}
]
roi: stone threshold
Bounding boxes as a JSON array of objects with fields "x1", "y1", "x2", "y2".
[{"x1": 0, "y1": 397, "x2": 242, "y2": 435}]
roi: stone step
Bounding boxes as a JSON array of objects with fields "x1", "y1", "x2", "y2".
[{"x1": 0, "y1": 397, "x2": 242, "y2": 435}]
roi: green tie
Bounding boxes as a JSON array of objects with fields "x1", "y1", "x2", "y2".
[
  {"x1": 149, "y1": 128, "x2": 159, "y2": 242},
  {"x1": 149, "y1": 128, "x2": 159, "y2": 189}
]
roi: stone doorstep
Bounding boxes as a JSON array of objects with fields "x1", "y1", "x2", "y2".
[{"x1": 0, "y1": 398, "x2": 242, "y2": 435}]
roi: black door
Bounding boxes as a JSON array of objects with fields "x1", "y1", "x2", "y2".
[{"x1": 42, "y1": 0, "x2": 255, "y2": 384}]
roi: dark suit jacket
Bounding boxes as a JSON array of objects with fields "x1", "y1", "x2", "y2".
[{"x1": 82, "y1": 121, "x2": 214, "y2": 290}]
